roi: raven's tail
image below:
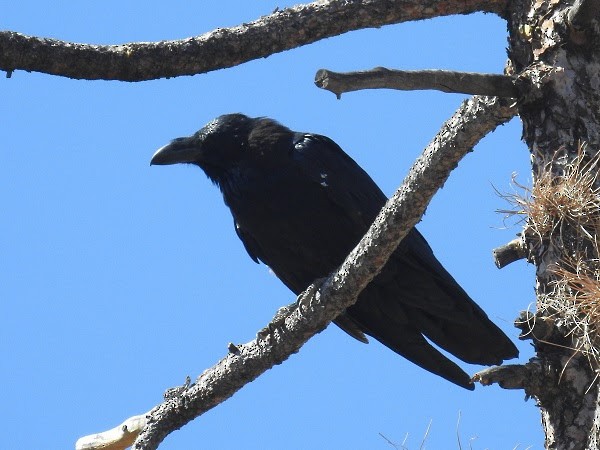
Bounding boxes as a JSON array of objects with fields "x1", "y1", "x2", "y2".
[
  {"x1": 337, "y1": 228, "x2": 518, "y2": 390},
  {"x1": 340, "y1": 296, "x2": 477, "y2": 390}
]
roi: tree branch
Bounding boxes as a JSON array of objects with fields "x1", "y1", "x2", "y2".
[
  {"x1": 493, "y1": 236, "x2": 527, "y2": 268},
  {"x1": 90, "y1": 95, "x2": 514, "y2": 450},
  {"x1": 315, "y1": 68, "x2": 519, "y2": 98},
  {"x1": 473, "y1": 363, "x2": 536, "y2": 390},
  {"x1": 0, "y1": 0, "x2": 509, "y2": 81}
]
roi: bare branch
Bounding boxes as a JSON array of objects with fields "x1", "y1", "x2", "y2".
[
  {"x1": 493, "y1": 236, "x2": 527, "y2": 268},
  {"x1": 0, "y1": 0, "x2": 509, "y2": 81},
  {"x1": 315, "y1": 68, "x2": 519, "y2": 98},
  {"x1": 473, "y1": 364, "x2": 536, "y2": 390},
  {"x1": 122, "y1": 96, "x2": 517, "y2": 450}
]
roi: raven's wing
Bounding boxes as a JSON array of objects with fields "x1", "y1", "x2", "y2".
[
  {"x1": 290, "y1": 132, "x2": 516, "y2": 387},
  {"x1": 288, "y1": 133, "x2": 387, "y2": 344},
  {"x1": 291, "y1": 133, "x2": 387, "y2": 228},
  {"x1": 234, "y1": 219, "x2": 260, "y2": 263},
  {"x1": 233, "y1": 138, "x2": 371, "y2": 344}
]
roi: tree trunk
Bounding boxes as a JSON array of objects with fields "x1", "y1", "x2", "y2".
[{"x1": 507, "y1": 0, "x2": 600, "y2": 448}]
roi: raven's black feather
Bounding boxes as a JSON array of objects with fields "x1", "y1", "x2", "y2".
[{"x1": 151, "y1": 114, "x2": 518, "y2": 390}]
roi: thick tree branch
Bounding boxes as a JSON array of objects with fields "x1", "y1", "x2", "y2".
[
  {"x1": 315, "y1": 68, "x2": 519, "y2": 98},
  {"x1": 114, "y1": 96, "x2": 516, "y2": 450},
  {"x1": 0, "y1": 0, "x2": 509, "y2": 81}
]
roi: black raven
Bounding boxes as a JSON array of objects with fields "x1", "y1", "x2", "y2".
[{"x1": 151, "y1": 114, "x2": 518, "y2": 390}]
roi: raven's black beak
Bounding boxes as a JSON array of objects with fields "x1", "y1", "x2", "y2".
[{"x1": 150, "y1": 136, "x2": 200, "y2": 166}]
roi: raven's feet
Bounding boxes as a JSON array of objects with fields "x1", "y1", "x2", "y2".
[
  {"x1": 256, "y1": 302, "x2": 298, "y2": 340},
  {"x1": 257, "y1": 279, "x2": 325, "y2": 340}
]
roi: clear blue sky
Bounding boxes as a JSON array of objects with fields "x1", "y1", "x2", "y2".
[{"x1": 2, "y1": 2, "x2": 541, "y2": 449}]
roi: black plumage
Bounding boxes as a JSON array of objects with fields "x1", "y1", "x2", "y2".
[{"x1": 151, "y1": 113, "x2": 518, "y2": 390}]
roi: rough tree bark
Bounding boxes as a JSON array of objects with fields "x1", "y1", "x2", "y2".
[
  {"x1": 476, "y1": 0, "x2": 600, "y2": 449},
  {"x1": 4, "y1": 0, "x2": 600, "y2": 449},
  {"x1": 514, "y1": 0, "x2": 600, "y2": 447}
]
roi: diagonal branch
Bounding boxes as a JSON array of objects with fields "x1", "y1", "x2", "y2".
[
  {"x1": 112, "y1": 96, "x2": 516, "y2": 450},
  {"x1": 315, "y1": 68, "x2": 519, "y2": 98},
  {"x1": 0, "y1": 0, "x2": 508, "y2": 81}
]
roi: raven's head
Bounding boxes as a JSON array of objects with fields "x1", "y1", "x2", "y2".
[
  {"x1": 151, "y1": 113, "x2": 293, "y2": 185},
  {"x1": 150, "y1": 114, "x2": 257, "y2": 179}
]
